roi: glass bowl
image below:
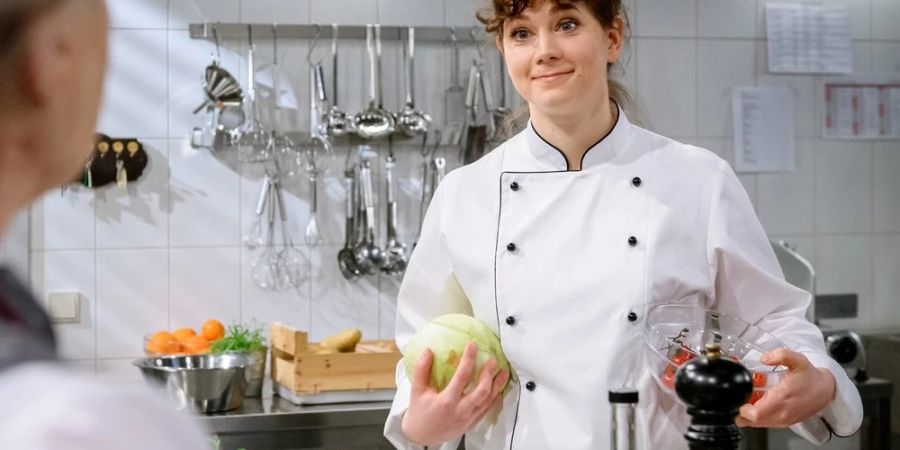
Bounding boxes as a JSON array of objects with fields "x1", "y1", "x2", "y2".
[{"x1": 643, "y1": 303, "x2": 788, "y2": 404}]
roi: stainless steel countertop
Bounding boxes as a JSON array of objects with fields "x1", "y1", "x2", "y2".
[{"x1": 200, "y1": 395, "x2": 393, "y2": 433}]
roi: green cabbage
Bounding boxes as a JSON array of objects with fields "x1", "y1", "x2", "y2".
[{"x1": 404, "y1": 314, "x2": 510, "y2": 392}]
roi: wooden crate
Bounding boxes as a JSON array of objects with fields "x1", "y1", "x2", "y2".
[{"x1": 270, "y1": 321, "x2": 402, "y2": 394}]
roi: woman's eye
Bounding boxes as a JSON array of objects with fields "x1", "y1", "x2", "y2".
[
  {"x1": 559, "y1": 19, "x2": 578, "y2": 32},
  {"x1": 511, "y1": 28, "x2": 530, "y2": 40}
]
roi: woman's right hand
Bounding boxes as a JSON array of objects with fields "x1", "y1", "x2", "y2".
[{"x1": 401, "y1": 342, "x2": 511, "y2": 447}]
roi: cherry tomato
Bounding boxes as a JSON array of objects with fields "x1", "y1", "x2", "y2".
[
  {"x1": 672, "y1": 348, "x2": 695, "y2": 366},
  {"x1": 752, "y1": 372, "x2": 768, "y2": 388},
  {"x1": 662, "y1": 366, "x2": 676, "y2": 389},
  {"x1": 749, "y1": 390, "x2": 764, "y2": 404}
]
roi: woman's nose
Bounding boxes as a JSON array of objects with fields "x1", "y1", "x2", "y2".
[{"x1": 534, "y1": 31, "x2": 562, "y2": 64}]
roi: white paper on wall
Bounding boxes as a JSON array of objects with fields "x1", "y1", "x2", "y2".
[
  {"x1": 822, "y1": 75, "x2": 900, "y2": 140},
  {"x1": 732, "y1": 86, "x2": 795, "y2": 173},
  {"x1": 765, "y1": 2, "x2": 853, "y2": 74}
]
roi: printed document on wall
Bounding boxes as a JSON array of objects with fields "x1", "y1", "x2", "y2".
[
  {"x1": 732, "y1": 86, "x2": 795, "y2": 173},
  {"x1": 766, "y1": 2, "x2": 853, "y2": 74}
]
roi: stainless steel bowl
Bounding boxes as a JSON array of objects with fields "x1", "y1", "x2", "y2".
[{"x1": 133, "y1": 353, "x2": 251, "y2": 413}]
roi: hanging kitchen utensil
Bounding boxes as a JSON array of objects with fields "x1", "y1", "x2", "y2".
[
  {"x1": 444, "y1": 28, "x2": 466, "y2": 147},
  {"x1": 243, "y1": 176, "x2": 271, "y2": 250},
  {"x1": 354, "y1": 160, "x2": 384, "y2": 275},
  {"x1": 273, "y1": 178, "x2": 304, "y2": 290},
  {"x1": 381, "y1": 154, "x2": 408, "y2": 275},
  {"x1": 255, "y1": 24, "x2": 299, "y2": 111},
  {"x1": 303, "y1": 139, "x2": 321, "y2": 246},
  {"x1": 251, "y1": 181, "x2": 278, "y2": 290},
  {"x1": 324, "y1": 24, "x2": 349, "y2": 137},
  {"x1": 193, "y1": 27, "x2": 243, "y2": 114},
  {"x1": 462, "y1": 63, "x2": 488, "y2": 165},
  {"x1": 352, "y1": 24, "x2": 395, "y2": 139},
  {"x1": 396, "y1": 27, "x2": 432, "y2": 137},
  {"x1": 237, "y1": 26, "x2": 272, "y2": 163},
  {"x1": 337, "y1": 166, "x2": 362, "y2": 280}
]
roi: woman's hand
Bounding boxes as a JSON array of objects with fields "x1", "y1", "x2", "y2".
[
  {"x1": 401, "y1": 342, "x2": 510, "y2": 447},
  {"x1": 736, "y1": 348, "x2": 836, "y2": 428}
]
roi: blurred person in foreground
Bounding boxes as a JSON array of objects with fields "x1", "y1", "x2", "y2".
[{"x1": 0, "y1": 1, "x2": 208, "y2": 448}]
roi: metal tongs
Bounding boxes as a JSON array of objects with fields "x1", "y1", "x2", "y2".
[{"x1": 461, "y1": 59, "x2": 496, "y2": 165}]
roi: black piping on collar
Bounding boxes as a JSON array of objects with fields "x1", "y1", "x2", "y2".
[{"x1": 529, "y1": 99, "x2": 622, "y2": 172}]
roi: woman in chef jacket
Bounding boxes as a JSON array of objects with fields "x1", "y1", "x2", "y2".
[{"x1": 384, "y1": 0, "x2": 863, "y2": 449}]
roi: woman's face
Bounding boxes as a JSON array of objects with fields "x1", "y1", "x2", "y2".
[{"x1": 499, "y1": 0, "x2": 622, "y2": 116}]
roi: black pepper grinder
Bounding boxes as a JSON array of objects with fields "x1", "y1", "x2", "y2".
[{"x1": 674, "y1": 343, "x2": 752, "y2": 450}]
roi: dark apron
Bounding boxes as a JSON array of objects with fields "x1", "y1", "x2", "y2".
[{"x1": 0, "y1": 267, "x2": 57, "y2": 373}]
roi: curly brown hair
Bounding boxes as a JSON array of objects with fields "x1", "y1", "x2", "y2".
[
  {"x1": 477, "y1": 0, "x2": 625, "y2": 38},
  {"x1": 475, "y1": 0, "x2": 639, "y2": 136}
]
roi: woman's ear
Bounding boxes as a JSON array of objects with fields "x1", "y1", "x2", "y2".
[
  {"x1": 495, "y1": 36, "x2": 504, "y2": 55},
  {"x1": 16, "y1": 8, "x2": 67, "y2": 108},
  {"x1": 606, "y1": 16, "x2": 624, "y2": 63}
]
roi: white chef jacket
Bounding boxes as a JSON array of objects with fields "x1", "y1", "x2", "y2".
[
  {"x1": 384, "y1": 105, "x2": 863, "y2": 450},
  {"x1": 0, "y1": 362, "x2": 210, "y2": 449}
]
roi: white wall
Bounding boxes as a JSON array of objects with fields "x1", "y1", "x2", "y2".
[{"x1": 26, "y1": 0, "x2": 900, "y2": 381}]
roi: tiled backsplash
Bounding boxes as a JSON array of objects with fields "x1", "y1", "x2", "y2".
[{"x1": 14, "y1": 0, "x2": 900, "y2": 381}]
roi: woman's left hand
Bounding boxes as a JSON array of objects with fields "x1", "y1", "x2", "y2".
[{"x1": 736, "y1": 348, "x2": 836, "y2": 428}]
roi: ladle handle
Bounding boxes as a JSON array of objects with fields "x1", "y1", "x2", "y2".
[
  {"x1": 405, "y1": 27, "x2": 415, "y2": 107},
  {"x1": 331, "y1": 23, "x2": 339, "y2": 106},
  {"x1": 375, "y1": 24, "x2": 384, "y2": 108},
  {"x1": 361, "y1": 163, "x2": 376, "y2": 237},
  {"x1": 255, "y1": 177, "x2": 271, "y2": 216},
  {"x1": 366, "y1": 25, "x2": 377, "y2": 105}
]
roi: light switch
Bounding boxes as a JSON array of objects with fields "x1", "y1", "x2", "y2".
[{"x1": 48, "y1": 292, "x2": 81, "y2": 324}]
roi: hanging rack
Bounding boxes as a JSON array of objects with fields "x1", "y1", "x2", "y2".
[{"x1": 191, "y1": 23, "x2": 486, "y2": 44}]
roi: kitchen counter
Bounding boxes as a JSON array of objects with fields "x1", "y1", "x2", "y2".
[{"x1": 202, "y1": 395, "x2": 394, "y2": 450}]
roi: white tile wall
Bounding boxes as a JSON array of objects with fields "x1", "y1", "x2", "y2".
[
  {"x1": 24, "y1": 0, "x2": 900, "y2": 381},
  {"x1": 96, "y1": 249, "x2": 169, "y2": 358},
  {"x1": 757, "y1": 139, "x2": 815, "y2": 235},
  {"x1": 635, "y1": 38, "x2": 697, "y2": 138},
  {"x1": 634, "y1": 0, "x2": 696, "y2": 38},
  {"x1": 815, "y1": 141, "x2": 872, "y2": 234}
]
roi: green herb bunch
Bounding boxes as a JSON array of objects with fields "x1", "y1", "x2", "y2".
[{"x1": 210, "y1": 322, "x2": 265, "y2": 354}]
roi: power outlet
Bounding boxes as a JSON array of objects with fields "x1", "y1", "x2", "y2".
[{"x1": 47, "y1": 292, "x2": 81, "y2": 324}]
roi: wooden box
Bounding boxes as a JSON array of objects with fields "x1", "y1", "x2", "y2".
[{"x1": 269, "y1": 322, "x2": 402, "y2": 395}]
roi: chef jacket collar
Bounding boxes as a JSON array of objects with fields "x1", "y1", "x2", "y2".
[{"x1": 524, "y1": 99, "x2": 629, "y2": 172}]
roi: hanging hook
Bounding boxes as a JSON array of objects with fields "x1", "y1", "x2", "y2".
[
  {"x1": 306, "y1": 24, "x2": 322, "y2": 65},
  {"x1": 272, "y1": 23, "x2": 278, "y2": 65},
  {"x1": 212, "y1": 23, "x2": 222, "y2": 63},
  {"x1": 470, "y1": 28, "x2": 484, "y2": 63}
]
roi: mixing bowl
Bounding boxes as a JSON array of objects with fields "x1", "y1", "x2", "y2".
[
  {"x1": 133, "y1": 353, "x2": 252, "y2": 413},
  {"x1": 643, "y1": 303, "x2": 788, "y2": 404}
]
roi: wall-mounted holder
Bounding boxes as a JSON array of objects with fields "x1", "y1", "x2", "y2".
[
  {"x1": 189, "y1": 22, "x2": 485, "y2": 44},
  {"x1": 76, "y1": 134, "x2": 149, "y2": 189}
]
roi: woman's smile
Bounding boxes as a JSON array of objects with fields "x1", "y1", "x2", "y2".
[{"x1": 531, "y1": 70, "x2": 575, "y2": 82}]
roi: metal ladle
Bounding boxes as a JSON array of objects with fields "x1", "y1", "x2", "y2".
[
  {"x1": 324, "y1": 24, "x2": 349, "y2": 137},
  {"x1": 381, "y1": 154, "x2": 408, "y2": 274},
  {"x1": 354, "y1": 161, "x2": 384, "y2": 274},
  {"x1": 352, "y1": 24, "x2": 395, "y2": 139},
  {"x1": 396, "y1": 27, "x2": 432, "y2": 137}
]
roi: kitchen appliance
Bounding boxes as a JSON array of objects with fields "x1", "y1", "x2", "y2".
[
  {"x1": 824, "y1": 329, "x2": 869, "y2": 382},
  {"x1": 770, "y1": 239, "x2": 815, "y2": 323},
  {"x1": 134, "y1": 353, "x2": 252, "y2": 413}
]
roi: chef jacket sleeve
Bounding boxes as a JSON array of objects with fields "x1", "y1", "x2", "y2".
[
  {"x1": 384, "y1": 172, "x2": 472, "y2": 450},
  {"x1": 705, "y1": 161, "x2": 864, "y2": 444}
]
